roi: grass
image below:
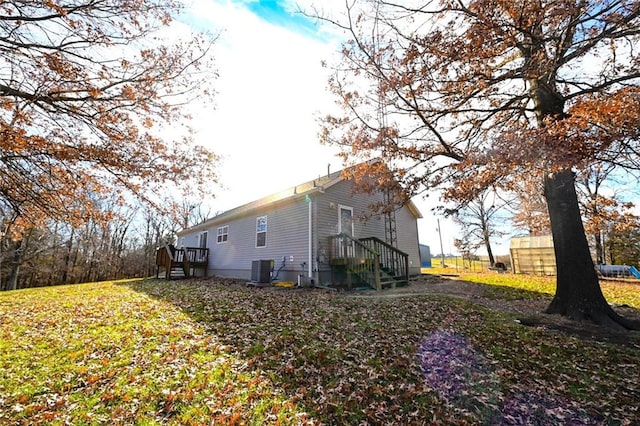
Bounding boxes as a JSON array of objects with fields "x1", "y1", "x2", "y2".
[
  {"x1": 424, "y1": 266, "x2": 640, "y2": 307},
  {"x1": 0, "y1": 280, "x2": 304, "y2": 425},
  {"x1": 1, "y1": 276, "x2": 639, "y2": 424}
]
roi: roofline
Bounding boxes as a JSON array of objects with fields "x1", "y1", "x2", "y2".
[
  {"x1": 178, "y1": 181, "x2": 332, "y2": 236},
  {"x1": 406, "y1": 200, "x2": 423, "y2": 219},
  {"x1": 178, "y1": 163, "x2": 423, "y2": 235}
]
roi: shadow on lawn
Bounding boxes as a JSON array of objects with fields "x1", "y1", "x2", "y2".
[
  {"x1": 123, "y1": 277, "x2": 467, "y2": 424},
  {"x1": 353, "y1": 275, "x2": 640, "y2": 347},
  {"x1": 464, "y1": 281, "x2": 640, "y2": 347},
  {"x1": 122, "y1": 277, "x2": 640, "y2": 425}
]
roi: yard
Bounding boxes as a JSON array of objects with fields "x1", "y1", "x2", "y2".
[{"x1": 1, "y1": 274, "x2": 639, "y2": 425}]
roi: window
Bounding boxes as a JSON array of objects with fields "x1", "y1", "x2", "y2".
[
  {"x1": 256, "y1": 216, "x2": 267, "y2": 247},
  {"x1": 217, "y1": 226, "x2": 229, "y2": 244},
  {"x1": 198, "y1": 231, "x2": 208, "y2": 248}
]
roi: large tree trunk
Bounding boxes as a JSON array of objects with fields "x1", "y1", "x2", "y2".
[
  {"x1": 543, "y1": 170, "x2": 639, "y2": 330},
  {"x1": 6, "y1": 239, "x2": 23, "y2": 291}
]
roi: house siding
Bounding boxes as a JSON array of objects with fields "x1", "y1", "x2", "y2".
[
  {"x1": 178, "y1": 171, "x2": 422, "y2": 284},
  {"x1": 181, "y1": 197, "x2": 312, "y2": 281},
  {"x1": 395, "y1": 205, "x2": 422, "y2": 276},
  {"x1": 314, "y1": 179, "x2": 386, "y2": 284},
  {"x1": 312, "y1": 179, "x2": 421, "y2": 283}
]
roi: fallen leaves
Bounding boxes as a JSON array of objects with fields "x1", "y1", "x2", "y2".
[
  {"x1": 438, "y1": 270, "x2": 640, "y2": 308},
  {"x1": 1, "y1": 278, "x2": 638, "y2": 424},
  {"x1": 0, "y1": 281, "x2": 308, "y2": 425}
]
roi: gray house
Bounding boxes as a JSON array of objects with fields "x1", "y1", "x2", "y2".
[{"x1": 173, "y1": 166, "x2": 422, "y2": 289}]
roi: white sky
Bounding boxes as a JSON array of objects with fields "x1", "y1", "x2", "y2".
[{"x1": 179, "y1": 0, "x2": 505, "y2": 256}]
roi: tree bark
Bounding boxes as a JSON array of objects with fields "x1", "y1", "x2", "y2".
[
  {"x1": 483, "y1": 231, "x2": 495, "y2": 267},
  {"x1": 543, "y1": 170, "x2": 639, "y2": 330},
  {"x1": 6, "y1": 240, "x2": 23, "y2": 291}
]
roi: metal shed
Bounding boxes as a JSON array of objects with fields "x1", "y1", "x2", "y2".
[
  {"x1": 419, "y1": 244, "x2": 432, "y2": 268},
  {"x1": 510, "y1": 235, "x2": 556, "y2": 276}
]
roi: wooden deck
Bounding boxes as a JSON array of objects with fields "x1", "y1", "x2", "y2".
[{"x1": 155, "y1": 245, "x2": 209, "y2": 279}]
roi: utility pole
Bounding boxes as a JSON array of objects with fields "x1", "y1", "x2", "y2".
[{"x1": 437, "y1": 218, "x2": 446, "y2": 267}]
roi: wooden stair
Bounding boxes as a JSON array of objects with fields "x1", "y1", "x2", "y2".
[
  {"x1": 328, "y1": 233, "x2": 409, "y2": 290},
  {"x1": 169, "y1": 264, "x2": 187, "y2": 279},
  {"x1": 155, "y1": 245, "x2": 209, "y2": 280}
]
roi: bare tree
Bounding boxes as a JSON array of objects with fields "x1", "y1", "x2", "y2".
[
  {"x1": 509, "y1": 174, "x2": 552, "y2": 236},
  {"x1": 577, "y1": 164, "x2": 640, "y2": 264},
  {"x1": 0, "y1": 0, "x2": 219, "y2": 254},
  {"x1": 449, "y1": 190, "x2": 507, "y2": 267}
]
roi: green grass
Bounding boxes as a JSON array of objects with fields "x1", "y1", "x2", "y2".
[
  {"x1": 424, "y1": 266, "x2": 640, "y2": 307},
  {"x1": 1, "y1": 277, "x2": 639, "y2": 424},
  {"x1": 0, "y1": 280, "x2": 305, "y2": 425}
]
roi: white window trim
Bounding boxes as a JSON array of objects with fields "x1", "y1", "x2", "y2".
[
  {"x1": 256, "y1": 215, "x2": 267, "y2": 248},
  {"x1": 217, "y1": 225, "x2": 229, "y2": 244}
]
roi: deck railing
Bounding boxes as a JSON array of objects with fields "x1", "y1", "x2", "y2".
[
  {"x1": 155, "y1": 245, "x2": 209, "y2": 279},
  {"x1": 175, "y1": 247, "x2": 209, "y2": 264}
]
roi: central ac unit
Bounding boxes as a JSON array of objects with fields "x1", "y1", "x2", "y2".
[{"x1": 251, "y1": 260, "x2": 272, "y2": 283}]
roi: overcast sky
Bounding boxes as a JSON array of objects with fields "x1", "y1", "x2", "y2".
[{"x1": 179, "y1": 0, "x2": 495, "y2": 256}]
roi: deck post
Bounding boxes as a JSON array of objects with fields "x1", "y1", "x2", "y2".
[
  {"x1": 374, "y1": 255, "x2": 381, "y2": 291},
  {"x1": 183, "y1": 255, "x2": 190, "y2": 278}
]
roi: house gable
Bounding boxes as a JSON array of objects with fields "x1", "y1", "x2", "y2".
[{"x1": 178, "y1": 166, "x2": 422, "y2": 237}]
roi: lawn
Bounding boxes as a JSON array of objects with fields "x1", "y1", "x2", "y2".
[
  {"x1": 1, "y1": 277, "x2": 639, "y2": 425},
  {"x1": 424, "y1": 266, "x2": 640, "y2": 307}
]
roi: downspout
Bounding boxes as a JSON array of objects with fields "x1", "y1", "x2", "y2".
[{"x1": 308, "y1": 197, "x2": 313, "y2": 280}]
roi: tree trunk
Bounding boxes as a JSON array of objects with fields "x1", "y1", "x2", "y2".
[
  {"x1": 483, "y1": 233, "x2": 495, "y2": 267},
  {"x1": 593, "y1": 232, "x2": 604, "y2": 265},
  {"x1": 607, "y1": 237, "x2": 616, "y2": 265},
  {"x1": 543, "y1": 170, "x2": 639, "y2": 330},
  {"x1": 6, "y1": 240, "x2": 23, "y2": 291},
  {"x1": 62, "y1": 230, "x2": 74, "y2": 284}
]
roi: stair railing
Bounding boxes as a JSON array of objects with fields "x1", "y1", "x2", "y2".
[
  {"x1": 358, "y1": 237, "x2": 409, "y2": 285},
  {"x1": 155, "y1": 245, "x2": 175, "y2": 279},
  {"x1": 329, "y1": 233, "x2": 381, "y2": 290}
]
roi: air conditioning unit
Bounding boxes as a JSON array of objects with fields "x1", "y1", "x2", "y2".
[{"x1": 251, "y1": 260, "x2": 272, "y2": 283}]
